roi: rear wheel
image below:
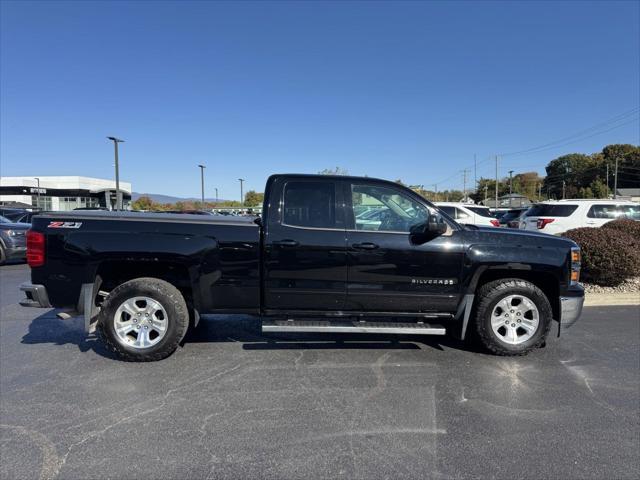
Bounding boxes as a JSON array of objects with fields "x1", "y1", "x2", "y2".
[
  {"x1": 97, "y1": 277, "x2": 189, "y2": 361},
  {"x1": 0, "y1": 245, "x2": 5, "y2": 265},
  {"x1": 474, "y1": 279, "x2": 552, "y2": 356}
]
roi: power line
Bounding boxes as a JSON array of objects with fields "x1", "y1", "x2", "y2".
[{"x1": 498, "y1": 108, "x2": 639, "y2": 157}]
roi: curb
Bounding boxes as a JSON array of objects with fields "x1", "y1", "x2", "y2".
[{"x1": 584, "y1": 292, "x2": 640, "y2": 307}]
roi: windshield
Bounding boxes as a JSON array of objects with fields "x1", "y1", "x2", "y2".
[{"x1": 0, "y1": 215, "x2": 11, "y2": 223}]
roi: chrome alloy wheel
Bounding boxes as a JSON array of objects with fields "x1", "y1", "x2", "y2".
[
  {"x1": 490, "y1": 294, "x2": 540, "y2": 345},
  {"x1": 113, "y1": 296, "x2": 168, "y2": 349}
]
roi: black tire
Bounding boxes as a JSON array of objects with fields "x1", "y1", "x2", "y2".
[
  {"x1": 96, "y1": 277, "x2": 189, "y2": 361},
  {"x1": 474, "y1": 278, "x2": 552, "y2": 356},
  {"x1": 0, "y1": 245, "x2": 6, "y2": 266}
]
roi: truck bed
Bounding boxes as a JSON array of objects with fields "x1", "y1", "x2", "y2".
[{"x1": 29, "y1": 211, "x2": 261, "y2": 313}]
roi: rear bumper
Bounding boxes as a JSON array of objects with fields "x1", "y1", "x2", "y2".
[
  {"x1": 560, "y1": 287, "x2": 585, "y2": 328},
  {"x1": 19, "y1": 283, "x2": 52, "y2": 308}
]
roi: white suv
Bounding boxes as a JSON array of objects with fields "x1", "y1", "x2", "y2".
[
  {"x1": 435, "y1": 202, "x2": 500, "y2": 227},
  {"x1": 521, "y1": 199, "x2": 640, "y2": 235}
]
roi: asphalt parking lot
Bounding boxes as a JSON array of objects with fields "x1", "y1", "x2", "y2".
[{"x1": 1, "y1": 263, "x2": 638, "y2": 480}]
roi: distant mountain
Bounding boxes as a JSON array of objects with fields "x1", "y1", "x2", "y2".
[{"x1": 132, "y1": 192, "x2": 229, "y2": 203}]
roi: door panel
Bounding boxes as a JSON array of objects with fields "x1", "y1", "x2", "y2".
[
  {"x1": 346, "y1": 230, "x2": 464, "y2": 312},
  {"x1": 263, "y1": 178, "x2": 347, "y2": 311}
]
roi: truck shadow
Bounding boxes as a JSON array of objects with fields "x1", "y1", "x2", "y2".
[{"x1": 21, "y1": 311, "x2": 485, "y2": 359}]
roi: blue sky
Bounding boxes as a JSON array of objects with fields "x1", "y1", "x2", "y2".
[{"x1": 1, "y1": 0, "x2": 639, "y2": 198}]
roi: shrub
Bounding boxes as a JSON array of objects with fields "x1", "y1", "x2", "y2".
[
  {"x1": 602, "y1": 218, "x2": 640, "y2": 242},
  {"x1": 563, "y1": 226, "x2": 640, "y2": 286}
]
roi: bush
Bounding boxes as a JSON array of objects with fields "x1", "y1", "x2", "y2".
[
  {"x1": 602, "y1": 218, "x2": 640, "y2": 241},
  {"x1": 563, "y1": 226, "x2": 640, "y2": 286}
]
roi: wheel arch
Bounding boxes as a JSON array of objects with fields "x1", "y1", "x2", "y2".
[
  {"x1": 95, "y1": 260, "x2": 197, "y2": 313},
  {"x1": 470, "y1": 267, "x2": 560, "y2": 321}
]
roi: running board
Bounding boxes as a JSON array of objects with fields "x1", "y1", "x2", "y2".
[{"x1": 262, "y1": 319, "x2": 446, "y2": 335}]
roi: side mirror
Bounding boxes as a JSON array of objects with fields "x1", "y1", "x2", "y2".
[
  {"x1": 410, "y1": 214, "x2": 448, "y2": 238},
  {"x1": 428, "y1": 214, "x2": 448, "y2": 235}
]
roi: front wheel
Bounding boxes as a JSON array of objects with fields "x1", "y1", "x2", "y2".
[
  {"x1": 97, "y1": 277, "x2": 189, "y2": 361},
  {"x1": 474, "y1": 279, "x2": 552, "y2": 356}
]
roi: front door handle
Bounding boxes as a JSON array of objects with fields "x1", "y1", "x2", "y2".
[
  {"x1": 352, "y1": 242, "x2": 379, "y2": 250},
  {"x1": 273, "y1": 239, "x2": 299, "y2": 247}
]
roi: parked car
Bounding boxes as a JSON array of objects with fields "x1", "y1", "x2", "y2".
[
  {"x1": 159, "y1": 210, "x2": 216, "y2": 215},
  {"x1": 20, "y1": 174, "x2": 584, "y2": 361},
  {"x1": 435, "y1": 202, "x2": 500, "y2": 227},
  {"x1": 497, "y1": 208, "x2": 529, "y2": 228},
  {"x1": 0, "y1": 207, "x2": 37, "y2": 224},
  {"x1": 521, "y1": 199, "x2": 640, "y2": 235},
  {"x1": 0, "y1": 215, "x2": 29, "y2": 265}
]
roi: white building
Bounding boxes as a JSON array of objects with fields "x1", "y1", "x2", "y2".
[{"x1": 0, "y1": 176, "x2": 132, "y2": 211}]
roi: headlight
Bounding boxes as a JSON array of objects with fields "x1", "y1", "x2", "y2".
[
  {"x1": 6, "y1": 230, "x2": 17, "y2": 237},
  {"x1": 570, "y1": 247, "x2": 581, "y2": 285}
]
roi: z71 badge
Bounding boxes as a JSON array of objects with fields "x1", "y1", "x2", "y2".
[{"x1": 48, "y1": 221, "x2": 83, "y2": 229}]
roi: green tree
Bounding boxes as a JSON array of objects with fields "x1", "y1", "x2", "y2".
[
  {"x1": 131, "y1": 196, "x2": 156, "y2": 211},
  {"x1": 244, "y1": 190, "x2": 264, "y2": 206}
]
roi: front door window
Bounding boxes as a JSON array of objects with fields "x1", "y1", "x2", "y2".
[{"x1": 351, "y1": 184, "x2": 429, "y2": 232}]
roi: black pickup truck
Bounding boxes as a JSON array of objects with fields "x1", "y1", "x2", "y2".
[{"x1": 20, "y1": 174, "x2": 584, "y2": 361}]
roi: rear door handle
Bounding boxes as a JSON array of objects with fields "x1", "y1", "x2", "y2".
[
  {"x1": 273, "y1": 239, "x2": 299, "y2": 247},
  {"x1": 352, "y1": 242, "x2": 379, "y2": 250}
]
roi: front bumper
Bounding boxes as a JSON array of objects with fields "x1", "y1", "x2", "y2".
[
  {"x1": 560, "y1": 288, "x2": 585, "y2": 328},
  {"x1": 19, "y1": 283, "x2": 52, "y2": 308}
]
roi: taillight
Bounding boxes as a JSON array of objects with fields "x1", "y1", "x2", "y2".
[
  {"x1": 490, "y1": 219, "x2": 500, "y2": 227},
  {"x1": 26, "y1": 230, "x2": 45, "y2": 267},
  {"x1": 537, "y1": 218, "x2": 555, "y2": 229}
]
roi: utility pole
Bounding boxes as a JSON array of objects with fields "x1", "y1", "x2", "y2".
[
  {"x1": 432, "y1": 183, "x2": 438, "y2": 202},
  {"x1": 107, "y1": 137, "x2": 124, "y2": 210},
  {"x1": 606, "y1": 163, "x2": 609, "y2": 197},
  {"x1": 238, "y1": 178, "x2": 245, "y2": 205},
  {"x1": 214, "y1": 187, "x2": 219, "y2": 203},
  {"x1": 562, "y1": 180, "x2": 566, "y2": 200},
  {"x1": 494, "y1": 155, "x2": 499, "y2": 208},
  {"x1": 613, "y1": 156, "x2": 619, "y2": 199},
  {"x1": 462, "y1": 169, "x2": 468, "y2": 202},
  {"x1": 473, "y1": 154, "x2": 477, "y2": 194},
  {"x1": 538, "y1": 182, "x2": 542, "y2": 200},
  {"x1": 198, "y1": 164, "x2": 206, "y2": 204},
  {"x1": 484, "y1": 184, "x2": 488, "y2": 205}
]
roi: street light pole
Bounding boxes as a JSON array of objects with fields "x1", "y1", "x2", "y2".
[
  {"x1": 107, "y1": 137, "x2": 124, "y2": 210},
  {"x1": 214, "y1": 187, "x2": 219, "y2": 203},
  {"x1": 198, "y1": 165, "x2": 206, "y2": 204},
  {"x1": 238, "y1": 178, "x2": 245, "y2": 205},
  {"x1": 34, "y1": 177, "x2": 40, "y2": 208},
  {"x1": 508, "y1": 170, "x2": 514, "y2": 208}
]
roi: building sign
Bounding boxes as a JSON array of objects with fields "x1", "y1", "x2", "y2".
[{"x1": 30, "y1": 187, "x2": 47, "y2": 194}]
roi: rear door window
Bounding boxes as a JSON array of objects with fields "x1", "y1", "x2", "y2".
[
  {"x1": 526, "y1": 204, "x2": 578, "y2": 217},
  {"x1": 283, "y1": 181, "x2": 337, "y2": 228}
]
